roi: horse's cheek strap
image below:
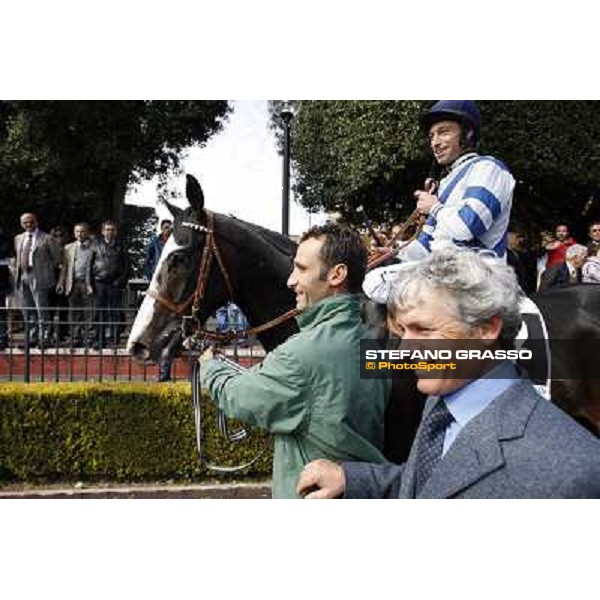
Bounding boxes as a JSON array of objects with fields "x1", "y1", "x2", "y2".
[
  {"x1": 146, "y1": 288, "x2": 192, "y2": 316},
  {"x1": 192, "y1": 233, "x2": 215, "y2": 316}
]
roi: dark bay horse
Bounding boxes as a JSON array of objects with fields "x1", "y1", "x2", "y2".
[
  {"x1": 128, "y1": 175, "x2": 299, "y2": 360},
  {"x1": 533, "y1": 286, "x2": 600, "y2": 433},
  {"x1": 128, "y1": 175, "x2": 600, "y2": 454}
]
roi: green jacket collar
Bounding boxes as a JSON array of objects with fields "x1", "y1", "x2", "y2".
[{"x1": 296, "y1": 293, "x2": 360, "y2": 330}]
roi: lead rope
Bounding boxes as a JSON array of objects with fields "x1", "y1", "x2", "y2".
[{"x1": 192, "y1": 353, "x2": 271, "y2": 474}]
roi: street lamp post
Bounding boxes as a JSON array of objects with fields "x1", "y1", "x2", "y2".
[{"x1": 281, "y1": 103, "x2": 294, "y2": 237}]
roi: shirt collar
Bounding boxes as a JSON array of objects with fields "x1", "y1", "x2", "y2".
[
  {"x1": 448, "y1": 152, "x2": 479, "y2": 174},
  {"x1": 441, "y1": 360, "x2": 520, "y2": 428}
]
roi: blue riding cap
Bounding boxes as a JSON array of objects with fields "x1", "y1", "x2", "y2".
[{"x1": 420, "y1": 100, "x2": 481, "y2": 133}]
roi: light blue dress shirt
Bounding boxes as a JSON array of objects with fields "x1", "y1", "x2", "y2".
[{"x1": 438, "y1": 360, "x2": 520, "y2": 455}]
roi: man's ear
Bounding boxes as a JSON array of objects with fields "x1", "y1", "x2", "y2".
[
  {"x1": 478, "y1": 315, "x2": 503, "y2": 346},
  {"x1": 327, "y1": 263, "x2": 348, "y2": 289}
]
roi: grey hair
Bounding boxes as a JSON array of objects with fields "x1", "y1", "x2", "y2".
[
  {"x1": 387, "y1": 245, "x2": 523, "y2": 347},
  {"x1": 565, "y1": 244, "x2": 588, "y2": 260}
]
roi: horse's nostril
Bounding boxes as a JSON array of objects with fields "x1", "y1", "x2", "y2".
[{"x1": 130, "y1": 342, "x2": 151, "y2": 362}]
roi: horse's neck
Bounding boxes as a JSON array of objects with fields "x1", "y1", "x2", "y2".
[
  {"x1": 219, "y1": 215, "x2": 298, "y2": 352},
  {"x1": 236, "y1": 280, "x2": 298, "y2": 352}
]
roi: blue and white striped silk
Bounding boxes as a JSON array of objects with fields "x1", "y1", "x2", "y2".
[{"x1": 398, "y1": 152, "x2": 515, "y2": 262}]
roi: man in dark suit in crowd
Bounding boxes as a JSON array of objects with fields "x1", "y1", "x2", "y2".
[
  {"x1": 90, "y1": 220, "x2": 129, "y2": 348},
  {"x1": 538, "y1": 244, "x2": 588, "y2": 293},
  {"x1": 14, "y1": 212, "x2": 63, "y2": 346},
  {"x1": 297, "y1": 246, "x2": 600, "y2": 499},
  {"x1": 143, "y1": 219, "x2": 172, "y2": 281},
  {"x1": 506, "y1": 230, "x2": 537, "y2": 294}
]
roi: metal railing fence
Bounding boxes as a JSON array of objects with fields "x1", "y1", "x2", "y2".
[{"x1": 0, "y1": 306, "x2": 263, "y2": 383}]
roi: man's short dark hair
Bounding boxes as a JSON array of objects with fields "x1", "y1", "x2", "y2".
[
  {"x1": 300, "y1": 223, "x2": 367, "y2": 293},
  {"x1": 102, "y1": 220, "x2": 118, "y2": 229},
  {"x1": 160, "y1": 219, "x2": 172, "y2": 228}
]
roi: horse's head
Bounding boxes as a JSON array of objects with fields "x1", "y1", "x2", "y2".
[{"x1": 127, "y1": 175, "x2": 239, "y2": 363}]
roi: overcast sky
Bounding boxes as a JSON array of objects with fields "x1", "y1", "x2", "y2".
[{"x1": 126, "y1": 100, "x2": 326, "y2": 235}]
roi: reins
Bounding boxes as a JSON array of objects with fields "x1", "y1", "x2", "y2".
[
  {"x1": 366, "y1": 208, "x2": 424, "y2": 271},
  {"x1": 191, "y1": 356, "x2": 271, "y2": 474},
  {"x1": 366, "y1": 176, "x2": 438, "y2": 272}
]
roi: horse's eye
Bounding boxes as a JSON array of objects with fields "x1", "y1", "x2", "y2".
[{"x1": 169, "y1": 254, "x2": 186, "y2": 268}]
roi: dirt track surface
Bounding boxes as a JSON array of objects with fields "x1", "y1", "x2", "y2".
[{"x1": 0, "y1": 481, "x2": 272, "y2": 499}]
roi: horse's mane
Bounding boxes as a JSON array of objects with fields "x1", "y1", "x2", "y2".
[
  {"x1": 236, "y1": 218, "x2": 297, "y2": 258},
  {"x1": 213, "y1": 214, "x2": 297, "y2": 272}
]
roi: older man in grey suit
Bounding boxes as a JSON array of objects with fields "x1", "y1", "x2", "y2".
[
  {"x1": 297, "y1": 247, "x2": 600, "y2": 499},
  {"x1": 15, "y1": 212, "x2": 62, "y2": 346},
  {"x1": 57, "y1": 222, "x2": 94, "y2": 346}
]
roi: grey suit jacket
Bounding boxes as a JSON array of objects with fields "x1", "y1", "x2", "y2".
[
  {"x1": 58, "y1": 242, "x2": 92, "y2": 296},
  {"x1": 15, "y1": 231, "x2": 62, "y2": 291},
  {"x1": 343, "y1": 380, "x2": 600, "y2": 499}
]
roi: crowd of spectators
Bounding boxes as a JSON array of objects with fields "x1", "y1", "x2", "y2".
[
  {"x1": 536, "y1": 222, "x2": 600, "y2": 290},
  {"x1": 360, "y1": 220, "x2": 600, "y2": 295},
  {"x1": 2, "y1": 210, "x2": 600, "y2": 354},
  {"x1": 0, "y1": 213, "x2": 131, "y2": 349},
  {"x1": 0, "y1": 212, "x2": 250, "y2": 362}
]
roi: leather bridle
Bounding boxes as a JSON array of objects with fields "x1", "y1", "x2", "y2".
[
  {"x1": 145, "y1": 210, "x2": 299, "y2": 343},
  {"x1": 145, "y1": 211, "x2": 233, "y2": 319}
]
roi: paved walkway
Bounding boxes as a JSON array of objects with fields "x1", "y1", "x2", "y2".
[{"x1": 0, "y1": 481, "x2": 272, "y2": 499}]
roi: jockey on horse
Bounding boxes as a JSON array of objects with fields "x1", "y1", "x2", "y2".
[{"x1": 364, "y1": 100, "x2": 516, "y2": 302}]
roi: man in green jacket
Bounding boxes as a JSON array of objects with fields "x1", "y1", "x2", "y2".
[{"x1": 200, "y1": 223, "x2": 390, "y2": 498}]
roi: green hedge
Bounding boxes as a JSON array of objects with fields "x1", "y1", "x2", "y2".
[{"x1": 0, "y1": 383, "x2": 272, "y2": 484}]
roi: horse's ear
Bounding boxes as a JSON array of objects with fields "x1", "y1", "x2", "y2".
[
  {"x1": 186, "y1": 174, "x2": 205, "y2": 219},
  {"x1": 162, "y1": 200, "x2": 183, "y2": 221}
]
